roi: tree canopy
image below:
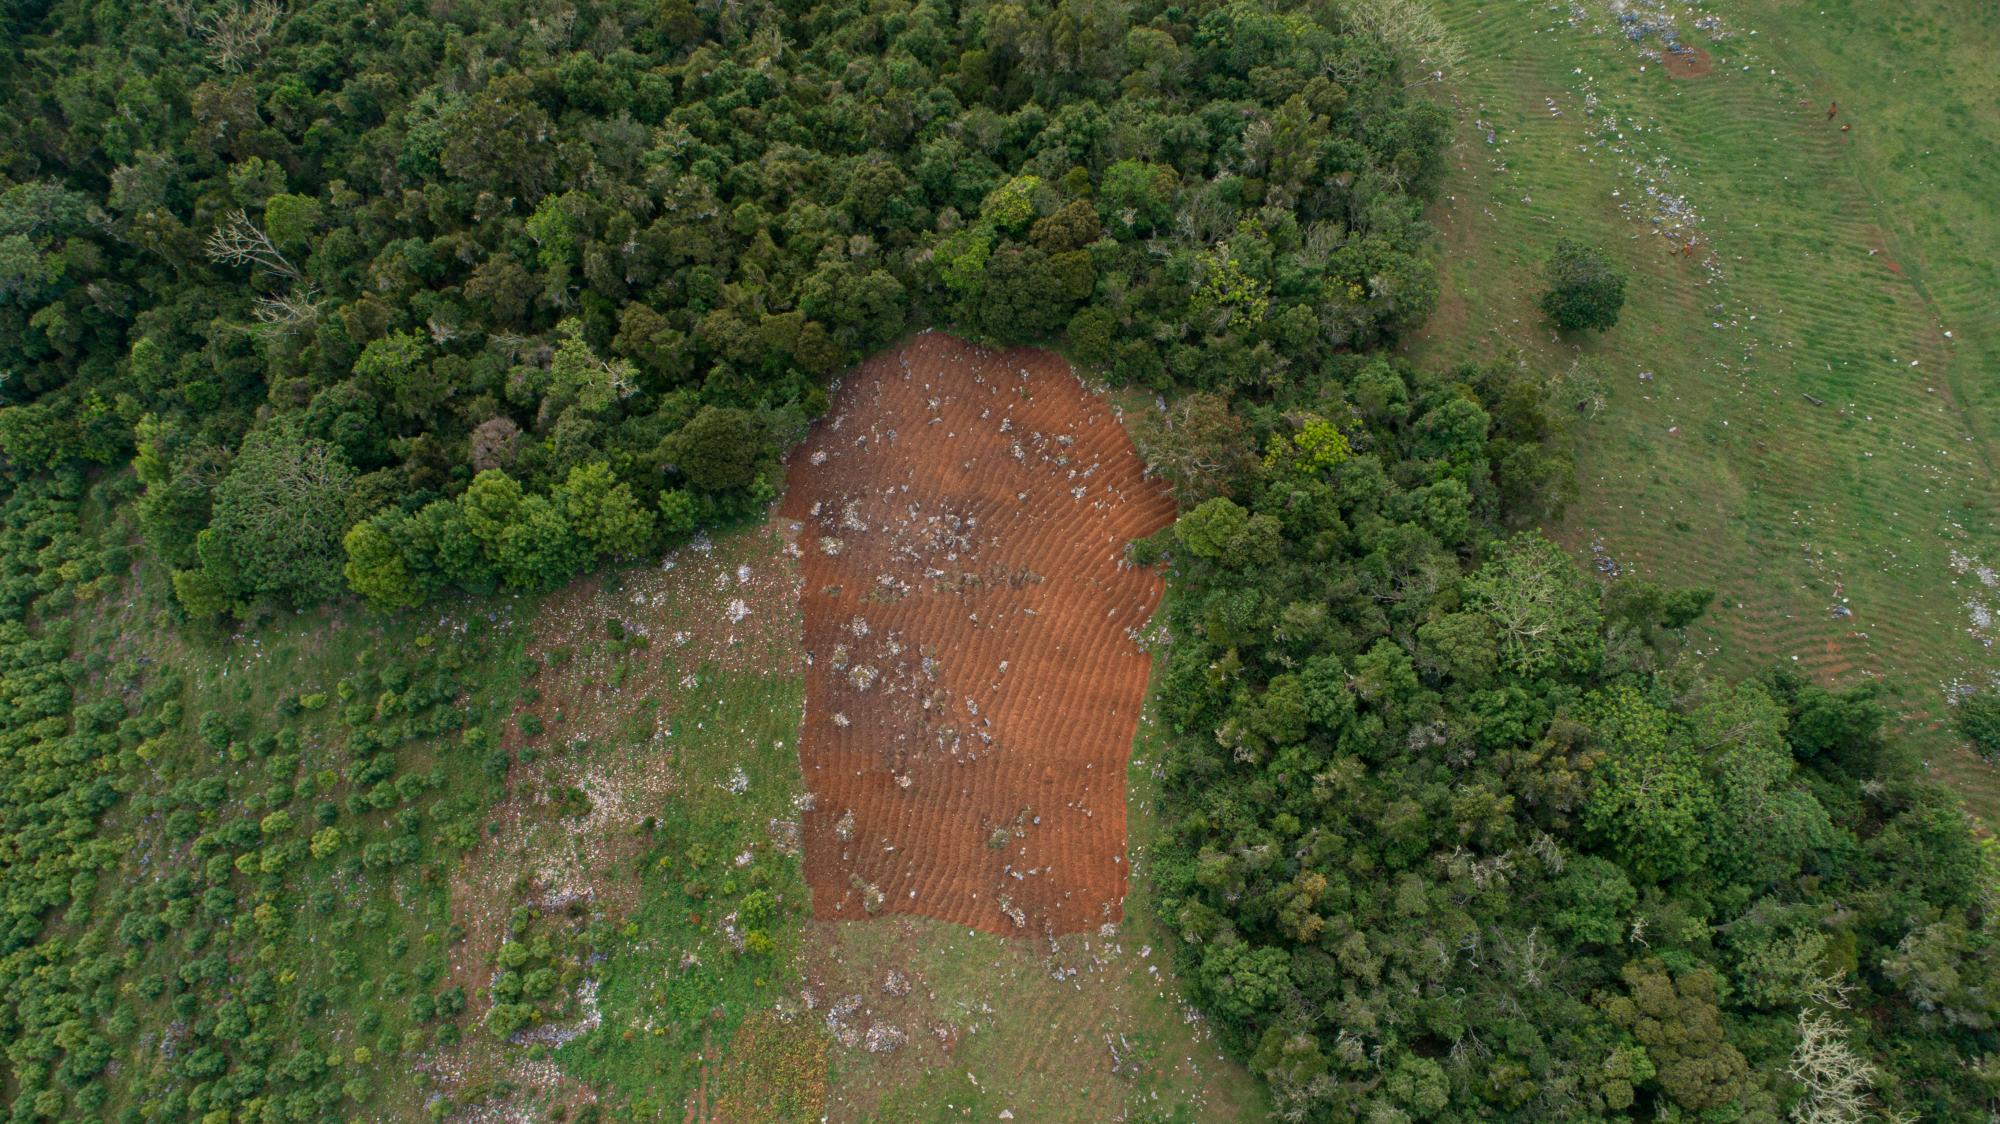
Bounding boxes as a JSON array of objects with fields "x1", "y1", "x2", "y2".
[
  {"x1": 0, "y1": 0, "x2": 1447, "y2": 618},
  {"x1": 1539, "y1": 238, "x2": 1628, "y2": 333},
  {"x1": 1142, "y1": 355, "x2": 1998, "y2": 1119}
]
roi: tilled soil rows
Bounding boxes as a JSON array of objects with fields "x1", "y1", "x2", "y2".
[{"x1": 781, "y1": 333, "x2": 1174, "y2": 935}]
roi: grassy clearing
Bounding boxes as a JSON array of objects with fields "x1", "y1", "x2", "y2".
[
  {"x1": 81, "y1": 500, "x2": 1243, "y2": 1120},
  {"x1": 554, "y1": 664, "x2": 812, "y2": 1117},
  {"x1": 414, "y1": 521, "x2": 816, "y2": 1120},
  {"x1": 492, "y1": 515, "x2": 1261, "y2": 1120},
  {"x1": 1406, "y1": 0, "x2": 2000, "y2": 816}
]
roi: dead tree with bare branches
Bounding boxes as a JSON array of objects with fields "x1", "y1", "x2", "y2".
[
  {"x1": 1787, "y1": 1011, "x2": 1876, "y2": 1124},
  {"x1": 1340, "y1": 0, "x2": 1466, "y2": 89},
  {"x1": 194, "y1": 0, "x2": 284, "y2": 73},
  {"x1": 204, "y1": 208, "x2": 321, "y2": 330}
]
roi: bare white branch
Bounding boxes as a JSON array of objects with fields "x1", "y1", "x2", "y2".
[
  {"x1": 204, "y1": 209, "x2": 302, "y2": 282},
  {"x1": 195, "y1": 0, "x2": 284, "y2": 73},
  {"x1": 1340, "y1": 0, "x2": 1466, "y2": 89},
  {"x1": 1788, "y1": 1011, "x2": 1876, "y2": 1124}
]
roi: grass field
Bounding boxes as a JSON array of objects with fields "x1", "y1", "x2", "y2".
[
  {"x1": 437, "y1": 522, "x2": 816, "y2": 1120},
  {"x1": 1404, "y1": 0, "x2": 2000, "y2": 816}
]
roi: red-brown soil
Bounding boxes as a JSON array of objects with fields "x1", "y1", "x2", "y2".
[
  {"x1": 781, "y1": 334, "x2": 1175, "y2": 936},
  {"x1": 1662, "y1": 46, "x2": 1713, "y2": 79}
]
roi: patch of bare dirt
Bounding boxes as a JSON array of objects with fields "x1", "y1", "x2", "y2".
[
  {"x1": 1863, "y1": 226, "x2": 1907, "y2": 276},
  {"x1": 781, "y1": 333, "x2": 1175, "y2": 936},
  {"x1": 1662, "y1": 45, "x2": 1712, "y2": 79}
]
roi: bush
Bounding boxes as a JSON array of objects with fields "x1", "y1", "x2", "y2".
[
  {"x1": 1539, "y1": 239, "x2": 1626, "y2": 333},
  {"x1": 1957, "y1": 691, "x2": 2000, "y2": 762}
]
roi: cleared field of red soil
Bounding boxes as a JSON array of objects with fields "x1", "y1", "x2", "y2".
[{"x1": 781, "y1": 333, "x2": 1174, "y2": 936}]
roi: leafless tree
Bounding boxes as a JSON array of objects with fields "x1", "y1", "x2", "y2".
[
  {"x1": 205, "y1": 209, "x2": 300, "y2": 281},
  {"x1": 1129, "y1": 392, "x2": 1247, "y2": 502},
  {"x1": 250, "y1": 289, "x2": 323, "y2": 330},
  {"x1": 205, "y1": 209, "x2": 320, "y2": 330},
  {"x1": 471, "y1": 416, "x2": 524, "y2": 473},
  {"x1": 1341, "y1": 0, "x2": 1466, "y2": 89},
  {"x1": 1558, "y1": 357, "x2": 1611, "y2": 419},
  {"x1": 160, "y1": 0, "x2": 201, "y2": 33},
  {"x1": 1529, "y1": 831, "x2": 1566, "y2": 874},
  {"x1": 194, "y1": 0, "x2": 285, "y2": 73},
  {"x1": 1788, "y1": 1011, "x2": 1876, "y2": 1124}
]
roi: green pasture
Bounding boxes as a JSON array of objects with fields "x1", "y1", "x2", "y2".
[{"x1": 1407, "y1": 0, "x2": 2000, "y2": 815}]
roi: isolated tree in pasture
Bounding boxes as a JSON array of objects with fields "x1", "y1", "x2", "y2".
[
  {"x1": 1954, "y1": 690, "x2": 2000, "y2": 762},
  {"x1": 1540, "y1": 239, "x2": 1627, "y2": 333}
]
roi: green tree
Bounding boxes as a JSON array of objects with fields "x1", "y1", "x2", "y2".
[
  {"x1": 1551, "y1": 855, "x2": 1636, "y2": 945},
  {"x1": 343, "y1": 513, "x2": 423, "y2": 610},
  {"x1": 1261, "y1": 415, "x2": 1351, "y2": 478},
  {"x1": 1539, "y1": 239, "x2": 1626, "y2": 333},
  {"x1": 558, "y1": 462, "x2": 654, "y2": 557},
  {"x1": 1694, "y1": 684, "x2": 1831, "y2": 888},
  {"x1": 1955, "y1": 690, "x2": 2000, "y2": 762},
  {"x1": 1098, "y1": 160, "x2": 1178, "y2": 234},
  {"x1": 0, "y1": 403, "x2": 79, "y2": 469},
  {"x1": 979, "y1": 175, "x2": 1042, "y2": 234},
  {"x1": 405, "y1": 497, "x2": 497, "y2": 592},
  {"x1": 1582, "y1": 687, "x2": 1715, "y2": 881},
  {"x1": 179, "y1": 423, "x2": 355, "y2": 612},
  {"x1": 1603, "y1": 963, "x2": 1748, "y2": 1112},
  {"x1": 657, "y1": 489, "x2": 698, "y2": 537},
  {"x1": 262, "y1": 193, "x2": 322, "y2": 249},
  {"x1": 1197, "y1": 937, "x2": 1291, "y2": 1025},
  {"x1": 459, "y1": 469, "x2": 526, "y2": 555},
  {"x1": 1881, "y1": 921, "x2": 2000, "y2": 1030},
  {"x1": 933, "y1": 224, "x2": 995, "y2": 293},
  {"x1": 1173, "y1": 496, "x2": 1249, "y2": 560},
  {"x1": 1463, "y1": 532, "x2": 1602, "y2": 679},
  {"x1": 494, "y1": 495, "x2": 588, "y2": 591},
  {"x1": 666, "y1": 407, "x2": 768, "y2": 494}
]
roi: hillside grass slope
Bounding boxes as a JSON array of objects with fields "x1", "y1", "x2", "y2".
[{"x1": 1405, "y1": 0, "x2": 2000, "y2": 814}]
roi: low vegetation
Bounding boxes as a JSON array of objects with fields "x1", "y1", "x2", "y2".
[{"x1": 1405, "y1": 0, "x2": 2000, "y2": 813}]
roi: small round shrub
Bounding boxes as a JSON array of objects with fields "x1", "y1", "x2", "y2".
[{"x1": 1539, "y1": 239, "x2": 1627, "y2": 333}]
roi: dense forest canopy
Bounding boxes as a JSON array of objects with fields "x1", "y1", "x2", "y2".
[
  {"x1": 0, "y1": 0, "x2": 1445, "y2": 616},
  {"x1": 1139, "y1": 366, "x2": 2000, "y2": 1119},
  {"x1": 0, "y1": 0, "x2": 1994, "y2": 1120}
]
